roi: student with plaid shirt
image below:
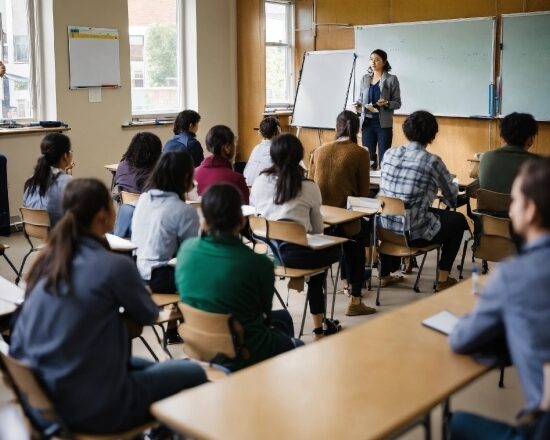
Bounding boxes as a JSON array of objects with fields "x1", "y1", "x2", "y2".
[{"x1": 379, "y1": 111, "x2": 468, "y2": 290}]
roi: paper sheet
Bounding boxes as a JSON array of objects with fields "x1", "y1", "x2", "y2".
[{"x1": 422, "y1": 310, "x2": 460, "y2": 335}]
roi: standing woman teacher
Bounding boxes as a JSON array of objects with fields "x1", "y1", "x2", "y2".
[{"x1": 356, "y1": 49, "x2": 401, "y2": 169}]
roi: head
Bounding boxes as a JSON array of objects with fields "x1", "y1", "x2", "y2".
[
  {"x1": 205, "y1": 125, "x2": 236, "y2": 160},
  {"x1": 121, "y1": 131, "x2": 162, "y2": 170},
  {"x1": 335, "y1": 110, "x2": 360, "y2": 144},
  {"x1": 509, "y1": 157, "x2": 550, "y2": 241},
  {"x1": 25, "y1": 178, "x2": 115, "y2": 295},
  {"x1": 24, "y1": 133, "x2": 73, "y2": 197},
  {"x1": 500, "y1": 112, "x2": 538, "y2": 149},
  {"x1": 145, "y1": 151, "x2": 195, "y2": 199},
  {"x1": 259, "y1": 116, "x2": 280, "y2": 140},
  {"x1": 263, "y1": 133, "x2": 305, "y2": 205},
  {"x1": 369, "y1": 49, "x2": 391, "y2": 74},
  {"x1": 402, "y1": 110, "x2": 439, "y2": 146},
  {"x1": 173, "y1": 109, "x2": 201, "y2": 135},
  {"x1": 201, "y1": 183, "x2": 244, "y2": 237}
]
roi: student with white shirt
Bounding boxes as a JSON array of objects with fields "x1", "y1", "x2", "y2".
[
  {"x1": 243, "y1": 116, "x2": 280, "y2": 186},
  {"x1": 251, "y1": 133, "x2": 343, "y2": 338},
  {"x1": 23, "y1": 133, "x2": 74, "y2": 226}
]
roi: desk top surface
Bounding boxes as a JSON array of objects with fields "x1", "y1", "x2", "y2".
[
  {"x1": 0, "y1": 276, "x2": 24, "y2": 317},
  {"x1": 152, "y1": 278, "x2": 486, "y2": 440},
  {"x1": 320, "y1": 205, "x2": 370, "y2": 225},
  {"x1": 104, "y1": 163, "x2": 118, "y2": 172}
]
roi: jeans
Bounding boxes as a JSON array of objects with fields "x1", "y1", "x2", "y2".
[
  {"x1": 270, "y1": 309, "x2": 305, "y2": 351},
  {"x1": 450, "y1": 411, "x2": 529, "y2": 440},
  {"x1": 362, "y1": 117, "x2": 393, "y2": 168}
]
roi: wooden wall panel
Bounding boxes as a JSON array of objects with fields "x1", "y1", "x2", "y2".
[{"x1": 390, "y1": 0, "x2": 496, "y2": 22}]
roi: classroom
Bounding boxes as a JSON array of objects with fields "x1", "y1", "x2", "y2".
[{"x1": 1, "y1": 0, "x2": 550, "y2": 438}]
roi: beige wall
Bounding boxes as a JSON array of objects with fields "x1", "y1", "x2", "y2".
[{"x1": 0, "y1": 0, "x2": 238, "y2": 218}]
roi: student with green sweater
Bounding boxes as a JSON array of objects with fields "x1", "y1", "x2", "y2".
[{"x1": 175, "y1": 183, "x2": 303, "y2": 371}]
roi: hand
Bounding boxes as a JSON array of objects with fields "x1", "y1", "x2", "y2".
[
  {"x1": 377, "y1": 98, "x2": 388, "y2": 107},
  {"x1": 354, "y1": 102, "x2": 362, "y2": 112},
  {"x1": 0, "y1": 61, "x2": 5, "y2": 78}
]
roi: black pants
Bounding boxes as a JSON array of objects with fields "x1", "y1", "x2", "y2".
[
  {"x1": 148, "y1": 266, "x2": 176, "y2": 293},
  {"x1": 278, "y1": 242, "x2": 342, "y2": 314}
]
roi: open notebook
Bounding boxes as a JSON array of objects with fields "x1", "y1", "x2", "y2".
[
  {"x1": 347, "y1": 196, "x2": 382, "y2": 214},
  {"x1": 422, "y1": 310, "x2": 460, "y2": 335}
]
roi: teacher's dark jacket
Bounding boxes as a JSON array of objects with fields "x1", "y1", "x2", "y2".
[{"x1": 358, "y1": 71, "x2": 401, "y2": 129}]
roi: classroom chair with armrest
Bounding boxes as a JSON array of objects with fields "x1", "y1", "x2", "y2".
[
  {"x1": 0, "y1": 243, "x2": 19, "y2": 279},
  {"x1": 17, "y1": 208, "x2": 50, "y2": 285},
  {"x1": 177, "y1": 302, "x2": 243, "y2": 380},
  {"x1": 0, "y1": 349, "x2": 156, "y2": 440},
  {"x1": 249, "y1": 215, "x2": 346, "y2": 337},
  {"x1": 375, "y1": 195, "x2": 441, "y2": 306}
]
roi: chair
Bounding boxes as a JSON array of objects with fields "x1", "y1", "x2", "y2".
[
  {"x1": 119, "y1": 191, "x2": 140, "y2": 205},
  {"x1": 473, "y1": 214, "x2": 515, "y2": 263},
  {"x1": 177, "y1": 302, "x2": 244, "y2": 379},
  {"x1": 17, "y1": 208, "x2": 50, "y2": 284},
  {"x1": 248, "y1": 216, "x2": 346, "y2": 337},
  {"x1": 375, "y1": 195, "x2": 441, "y2": 306},
  {"x1": 0, "y1": 349, "x2": 155, "y2": 440},
  {"x1": 0, "y1": 243, "x2": 19, "y2": 278}
]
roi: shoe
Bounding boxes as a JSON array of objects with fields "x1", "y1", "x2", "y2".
[
  {"x1": 165, "y1": 328, "x2": 183, "y2": 345},
  {"x1": 313, "y1": 327, "x2": 325, "y2": 341},
  {"x1": 379, "y1": 274, "x2": 404, "y2": 287},
  {"x1": 323, "y1": 318, "x2": 341, "y2": 335},
  {"x1": 402, "y1": 257, "x2": 414, "y2": 274},
  {"x1": 346, "y1": 300, "x2": 377, "y2": 316},
  {"x1": 436, "y1": 277, "x2": 458, "y2": 292}
]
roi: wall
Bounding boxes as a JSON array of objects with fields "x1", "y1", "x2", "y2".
[
  {"x1": 0, "y1": 0, "x2": 237, "y2": 217},
  {"x1": 237, "y1": 0, "x2": 550, "y2": 182}
]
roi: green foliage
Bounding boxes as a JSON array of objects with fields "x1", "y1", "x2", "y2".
[{"x1": 145, "y1": 24, "x2": 177, "y2": 87}]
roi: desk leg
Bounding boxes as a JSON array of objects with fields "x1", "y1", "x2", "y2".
[
  {"x1": 423, "y1": 412, "x2": 432, "y2": 440},
  {"x1": 442, "y1": 398, "x2": 451, "y2": 440},
  {"x1": 330, "y1": 252, "x2": 342, "y2": 320},
  {"x1": 110, "y1": 170, "x2": 116, "y2": 192}
]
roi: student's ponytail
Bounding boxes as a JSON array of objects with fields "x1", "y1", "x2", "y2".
[{"x1": 335, "y1": 110, "x2": 359, "y2": 144}]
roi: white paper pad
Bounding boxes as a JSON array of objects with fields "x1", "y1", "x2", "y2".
[
  {"x1": 241, "y1": 205, "x2": 256, "y2": 217},
  {"x1": 306, "y1": 234, "x2": 336, "y2": 248},
  {"x1": 105, "y1": 233, "x2": 138, "y2": 251},
  {"x1": 422, "y1": 310, "x2": 460, "y2": 335}
]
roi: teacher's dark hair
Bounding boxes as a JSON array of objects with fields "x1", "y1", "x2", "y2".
[
  {"x1": 263, "y1": 133, "x2": 305, "y2": 205},
  {"x1": 205, "y1": 125, "x2": 235, "y2": 156},
  {"x1": 517, "y1": 157, "x2": 550, "y2": 229},
  {"x1": 368, "y1": 49, "x2": 392, "y2": 73},
  {"x1": 402, "y1": 111, "x2": 439, "y2": 146},
  {"x1": 25, "y1": 178, "x2": 112, "y2": 296},
  {"x1": 144, "y1": 151, "x2": 195, "y2": 199},
  {"x1": 201, "y1": 183, "x2": 243, "y2": 236},
  {"x1": 259, "y1": 116, "x2": 280, "y2": 139},
  {"x1": 500, "y1": 112, "x2": 538, "y2": 149},
  {"x1": 335, "y1": 110, "x2": 360, "y2": 144},
  {"x1": 173, "y1": 109, "x2": 201, "y2": 135},
  {"x1": 24, "y1": 133, "x2": 72, "y2": 198}
]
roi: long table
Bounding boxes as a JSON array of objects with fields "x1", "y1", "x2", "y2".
[{"x1": 151, "y1": 278, "x2": 488, "y2": 440}]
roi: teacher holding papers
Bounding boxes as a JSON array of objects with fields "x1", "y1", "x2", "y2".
[{"x1": 355, "y1": 49, "x2": 401, "y2": 169}]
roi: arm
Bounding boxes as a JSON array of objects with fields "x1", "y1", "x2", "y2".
[
  {"x1": 189, "y1": 138, "x2": 205, "y2": 167},
  {"x1": 386, "y1": 75, "x2": 401, "y2": 110},
  {"x1": 433, "y1": 156, "x2": 458, "y2": 208},
  {"x1": 177, "y1": 206, "x2": 200, "y2": 242},
  {"x1": 238, "y1": 175, "x2": 250, "y2": 204},
  {"x1": 309, "y1": 183, "x2": 324, "y2": 234},
  {"x1": 307, "y1": 150, "x2": 316, "y2": 180},
  {"x1": 258, "y1": 255, "x2": 276, "y2": 318}
]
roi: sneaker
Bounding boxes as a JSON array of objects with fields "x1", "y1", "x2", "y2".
[
  {"x1": 379, "y1": 274, "x2": 404, "y2": 287},
  {"x1": 165, "y1": 328, "x2": 183, "y2": 345},
  {"x1": 313, "y1": 327, "x2": 325, "y2": 341},
  {"x1": 346, "y1": 300, "x2": 377, "y2": 316},
  {"x1": 436, "y1": 277, "x2": 458, "y2": 292}
]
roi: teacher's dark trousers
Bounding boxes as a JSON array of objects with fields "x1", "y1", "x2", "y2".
[{"x1": 362, "y1": 117, "x2": 393, "y2": 168}]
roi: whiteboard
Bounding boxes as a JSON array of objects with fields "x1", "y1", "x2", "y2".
[
  {"x1": 292, "y1": 51, "x2": 356, "y2": 129},
  {"x1": 68, "y1": 26, "x2": 121, "y2": 89},
  {"x1": 500, "y1": 12, "x2": 550, "y2": 121},
  {"x1": 355, "y1": 17, "x2": 496, "y2": 117}
]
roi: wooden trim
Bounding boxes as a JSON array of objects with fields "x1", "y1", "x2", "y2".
[{"x1": 0, "y1": 126, "x2": 70, "y2": 137}]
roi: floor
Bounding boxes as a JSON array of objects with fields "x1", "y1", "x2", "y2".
[{"x1": 0, "y1": 230, "x2": 524, "y2": 439}]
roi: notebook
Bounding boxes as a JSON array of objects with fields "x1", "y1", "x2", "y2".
[{"x1": 422, "y1": 310, "x2": 460, "y2": 335}]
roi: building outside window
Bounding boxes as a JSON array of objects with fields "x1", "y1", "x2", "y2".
[{"x1": 265, "y1": 0, "x2": 294, "y2": 108}]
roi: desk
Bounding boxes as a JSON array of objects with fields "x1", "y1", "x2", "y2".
[
  {"x1": 104, "y1": 163, "x2": 118, "y2": 191},
  {"x1": 151, "y1": 278, "x2": 487, "y2": 440},
  {"x1": 320, "y1": 205, "x2": 367, "y2": 226}
]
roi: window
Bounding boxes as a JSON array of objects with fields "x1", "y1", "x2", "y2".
[
  {"x1": 128, "y1": 0, "x2": 182, "y2": 116},
  {"x1": 265, "y1": 1, "x2": 294, "y2": 108},
  {"x1": 0, "y1": 0, "x2": 35, "y2": 120}
]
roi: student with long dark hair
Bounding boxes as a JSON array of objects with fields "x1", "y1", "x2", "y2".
[
  {"x1": 23, "y1": 133, "x2": 74, "y2": 225},
  {"x1": 10, "y1": 178, "x2": 207, "y2": 435},
  {"x1": 115, "y1": 132, "x2": 162, "y2": 194},
  {"x1": 251, "y1": 133, "x2": 348, "y2": 337},
  {"x1": 177, "y1": 182, "x2": 302, "y2": 370},
  {"x1": 163, "y1": 109, "x2": 204, "y2": 166}
]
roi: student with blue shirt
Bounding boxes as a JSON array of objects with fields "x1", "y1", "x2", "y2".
[
  {"x1": 163, "y1": 109, "x2": 204, "y2": 166},
  {"x1": 10, "y1": 178, "x2": 207, "y2": 435},
  {"x1": 23, "y1": 133, "x2": 74, "y2": 226},
  {"x1": 450, "y1": 157, "x2": 550, "y2": 439}
]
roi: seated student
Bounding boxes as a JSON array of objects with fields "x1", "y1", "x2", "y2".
[
  {"x1": 449, "y1": 157, "x2": 550, "y2": 440},
  {"x1": 131, "y1": 152, "x2": 199, "y2": 342},
  {"x1": 478, "y1": 112, "x2": 538, "y2": 195},
  {"x1": 251, "y1": 133, "x2": 342, "y2": 337},
  {"x1": 163, "y1": 109, "x2": 204, "y2": 166},
  {"x1": 309, "y1": 110, "x2": 375, "y2": 315},
  {"x1": 115, "y1": 132, "x2": 162, "y2": 194},
  {"x1": 23, "y1": 133, "x2": 74, "y2": 226},
  {"x1": 243, "y1": 116, "x2": 280, "y2": 186},
  {"x1": 176, "y1": 183, "x2": 302, "y2": 371},
  {"x1": 10, "y1": 178, "x2": 207, "y2": 435},
  {"x1": 194, "y1": 125, "x2": 250, "y2": 204},
  {"x1": 379, "y1": 110, "x2": 468, "y2": 291}
]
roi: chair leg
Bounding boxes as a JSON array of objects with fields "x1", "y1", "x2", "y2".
[
  {"x1": 2, "y1": 253, "x2": 19, "y2": 279},
  {"x1": 498, "y1": 366, "x2": 505, "y2": 388},
  {"x1": 274, "y1": 288, "x2": 287, "y2": 309},
  {"x1": 298, "y1": 288, "x2": 310, "y2": 338},
  {"x1": 433, "y1": 248, "x2": 441, "y2": 292},
  {"x1": 457, "y1": 238, "x2": 469, "y2": 280},
  {"x1": 413, "y1": 253, "x2": 428, "y2": 293},
  {"x1": 16, "y1": 248, "x2": 35, "y2": 285},
  {"x1": 331, "y1": 261, "x2": 342, "y2": 320},
  {"x1": 376, "y1": 257, "x2": 382, "y2": 306},
  {"x1": 442, "y1": 399, "x2": 451, "y2": 440},
  {"x1": 154, "y1": 323, "x2": 173, "y2": 359},
  {"x1": 423, "y1": 411, "x2": 432, "y2": 440},
  {"x1": 138, "y1": 336, "x2": 159, "y2": 361}
]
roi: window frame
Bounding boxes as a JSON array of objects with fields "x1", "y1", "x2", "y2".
[{"x1": 264, "y1": 0, "x2": 294, "y2": 110}]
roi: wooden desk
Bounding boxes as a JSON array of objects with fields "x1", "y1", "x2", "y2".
[
  {"x1": 320, "y1": 205, "x2": 368, "y2": 226},
  {"x1": 151, "y1": 278, "x2": 487, "y2": 440}
]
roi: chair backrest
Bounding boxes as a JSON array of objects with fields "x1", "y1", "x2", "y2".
[
  {"x1": 177, "y1": 302, "x2": 246, "y2": 364},
  {"x1": 476, "y1": 189, "x2": 511, "y2": 213},
  {"x1": 474, "y1": 214, "x2": 515, "y2": 262},
  {"x1": 120, "y1": 191, "x2": 140, "y2": 205},
  {"x1": 375, "y1": 195, "x2": 408, "y2": 247},
  {"x1": 248, "y1": 216, "x2": 309, "y2": 247},
  {"x1": 19, "y1": 208, "x2": 50, "y2": 241}
]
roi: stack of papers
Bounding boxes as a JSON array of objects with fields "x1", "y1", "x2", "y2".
[
  {"x1": 422, "y1": 310, "x2": 460, "y2": 335},
  {"x1": 347, "y1": 197, "x2": 382, "y2": 213},
  {"x1": 306, "y1": 234, "x2": 336, "y2": 248}
]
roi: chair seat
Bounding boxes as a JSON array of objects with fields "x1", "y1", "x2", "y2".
[
  {"x1": 274, "y1": 265, "x2": 328, "y2": 279},
  {"x1": 75, "y1": 421, "x2": 157, "y2": 440},
  {"x1": 379, "y1": 242, "x2": 440, "y2": 257},
  {"x1": 151, "y1": 293, "x2": 180, "y2": 307}
]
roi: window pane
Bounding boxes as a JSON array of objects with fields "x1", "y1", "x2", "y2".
[
  {"x1": 128, "y1": 0, "x2": 180, "y2": 115},
  {"x1": 265, "y1": 2, "x2": 288, "y2": 44},
  {"x1": 266, "y1": 46, "x2": 290, "y2": 105},
  {"x1": 0, "y1": 0, "x2": 32, "y2": 119}
]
